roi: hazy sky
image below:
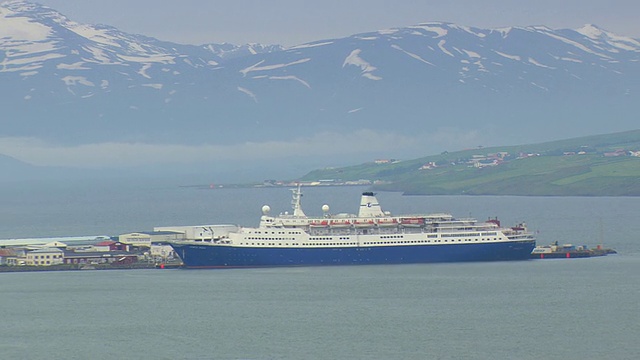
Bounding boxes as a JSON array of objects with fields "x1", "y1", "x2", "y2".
[{"x1": 34, "y1": 0, "x2": 640, "y2": 47}]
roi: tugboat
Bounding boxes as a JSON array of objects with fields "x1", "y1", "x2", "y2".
[{"x1": 531, "y1": 241, "x2": 617, "y2": 259}]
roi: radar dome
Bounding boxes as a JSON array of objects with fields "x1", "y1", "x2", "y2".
[
  {"x1": 261, "y1": 205, "x2": 271, "y2": 214},
  {"x1": 322, "y1": 204, "x2": 330, "y2": 212}
]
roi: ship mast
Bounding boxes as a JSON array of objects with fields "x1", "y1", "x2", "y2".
[{"x1": 291, "y1": 184, "x2": 306, "y2": 217}]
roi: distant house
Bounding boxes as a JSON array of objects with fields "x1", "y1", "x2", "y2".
[
  {"x1": 118, "y1": 231, "x2": 183, "y2": 248},
  {"x1": 92, "y1": 240, "x2": 127, "y2": 252},
  {"x1": 25, "y1": 248, "x2": 64, "y2": 266},
  {"x1": 374, "y1": 158, "x2": 400, "y2": 164},
  {"x1": 604, "y1": 149, "x2": 628, "y2": 157},
  {"x1": 344, "y1": 179, "x2": 372, "y2": 185},
  {"x1": 0, "y1": 248, "x2": 17, "y2": 265},
  {"x1": 0, "y1": 248, "x2": 27, "y2": 266},
  {"x1": 473, "y1": 159, "x2": 500, "y2": 168},
  {"x1": 419, "y1": 162, "x2": 437, "y2": 170},
  {"x1": 62, "y1": 250, "x2": 138, "y2": 265}
]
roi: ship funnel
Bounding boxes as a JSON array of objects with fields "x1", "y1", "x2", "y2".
[{"x1": 358, "y1": 192, "x2": 385, "y2": 217}]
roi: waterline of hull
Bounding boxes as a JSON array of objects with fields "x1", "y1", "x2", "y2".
[{"x1": 171, "y1": 240, "x2": 536, "y2": 268}]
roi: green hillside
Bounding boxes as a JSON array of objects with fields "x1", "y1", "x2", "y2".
[{"x1": 299, "y1": 130, "x2": 640, "y2": 196}]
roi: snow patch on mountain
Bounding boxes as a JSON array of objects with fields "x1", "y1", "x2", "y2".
[
  {"x1": 530, "y1": 82, "x2": 548, "y2": 91},
  {"x1": 391, "y1": 44, "x2": 435, "y2": 66},
  {"x1": 577, "y1": 25, "x2": 640, "y2": 52},
  {"x1": 142, "y1": 84, "x2": 163, "y2": 90},
  {"x1": 410, "y1": 24, "x2": 448, "y2": 38},
  {"x1": 83, "y1": 47, "x2": 119, "y2": 64},
  {"x1": 551, "y1": 55, "x2": 582, "y2": 63},
  {"x1": 494, "y1": 51, "x2": 520, "y2": 61},
  {"x1": 57, "y1": 62, "x2": 89, "y2": 70},
  {"x1": 62, "y1": 76, "x2": 94, "y2": 87},
  {"x1": 528, "y1": 57, "x2": 555, "y2": 69},
  {"x1": 237, "y1": 86, "x2": 257, "y2": 102},
  {"x1": 66, "y1": 23, "x2": 121, "y2": 48},
  {"x1": 240, "y1": 58, "x2": 311, "y2": 76},
  {"x1": 450, "y1": 24, "x2": 486, "y2": 38},
  {"x1": 437, "y1": 40, "x2": 454, "y2": 57},
  {"x1": 288, "y1": 41, "x2": 334, "y2": 50},
  {"x1": 343, "y1": 49, "x2": 382, "y2": 80},
  {"x1": 0, "y1": 6, "x2": 51, "y2": 41},
  {"x1": 377, "y1": 29, "x2": 398, "y2": 35},
  {"x1": 118, "y1": 54, "x2": 176, "y2": 64},
  {"x1": 354, "y1": 36, "x2": 378, "y2": 41},
  {"x1": 362, "y1": 73, "x2": 382, "y2": 80},
  {"x1": 268, "y1": 75, "x2": 311, "y2": 89},
  {"x1": 1, "y1": 51, "x2": 64, "y2": 72},
  {"x1": 138, "y1": 64, "x2": 152, "y2": 79},
  {"x1": 542, "y1": 31, "x2": 611, "y2": 58},
  {"x1": 462, "y1": 49, "x2": 481, "y2": 58},
  {"x1": 493, "y1": 27, "x2": 513, "y2": 38}
]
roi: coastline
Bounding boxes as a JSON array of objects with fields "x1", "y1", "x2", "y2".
[{"x1": 0, "y1": 262, "x2": 179, "y2": 273}]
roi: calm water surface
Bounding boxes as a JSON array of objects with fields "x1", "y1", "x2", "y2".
[{"x1": 1, "y1": 180, "x2": 639, "y2": 359}]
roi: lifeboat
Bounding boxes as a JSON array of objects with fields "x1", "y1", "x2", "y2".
[
  {"x1": 329, "y1": 219, "x2": 352, "y2": 227},
  {"x1": 376, "y1": 218, "x2": 398, "y2": 227},
  {"x1": 400, "y1": 217, "x2": 425, "y2": 227},
  {"x1": 309, "y1": 219, "x2": 329, "y2": 227},
  {"x1": 353, "y1": 219, "x2": 375, "y2": 227}
]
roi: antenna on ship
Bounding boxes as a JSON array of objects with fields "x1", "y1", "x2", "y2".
[{"x1": 291, "y1": 183, "x2": 306, "y2": 217}]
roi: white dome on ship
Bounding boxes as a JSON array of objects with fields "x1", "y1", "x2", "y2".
[
  {"x1": 261, "y1": 205, "x2": 271, "y2": 214},
  {"x1": 322, "y1": 204, "x2": 330, "y2": 212}
]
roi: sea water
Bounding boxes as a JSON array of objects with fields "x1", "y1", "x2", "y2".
[{"x1": 1, "y1": 179, "x2": 639, "y2": 359}]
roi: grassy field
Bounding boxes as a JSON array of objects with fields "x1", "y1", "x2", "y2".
[{"x1": 300, "y1": 130, "x2": 640, "y2": 196}]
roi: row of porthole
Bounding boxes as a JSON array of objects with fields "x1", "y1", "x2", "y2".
[
  {"x1": 240, "y1": 243, "x2": 358, "y2": 246},
  {"x1": 252, "y1": 231, "x2": 302, "y2": 235},
  {"x1": 238, "y1": 238, "x2": 503, "y2": 247}
]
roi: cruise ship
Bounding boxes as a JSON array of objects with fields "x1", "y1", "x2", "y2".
[{"x1": 169, "y1": 187, "x2": 536, "y2": 268}]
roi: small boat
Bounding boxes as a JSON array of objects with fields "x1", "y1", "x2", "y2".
[{"x1": 531, "y1": 242, "x2": 617, "y2": 259}]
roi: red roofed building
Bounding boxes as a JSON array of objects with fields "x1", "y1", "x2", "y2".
[{"x1": 93, "y1": 240, "x2": 128, "y2": 252}]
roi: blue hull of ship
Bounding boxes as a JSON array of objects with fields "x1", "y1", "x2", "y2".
[{"x1": 170, "y1": 241, "x2": 536, "y2": 268}]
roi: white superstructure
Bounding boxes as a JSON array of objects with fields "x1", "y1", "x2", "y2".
[{"x1": 199, "y1": 185, "x2": 534, "y2": 249}]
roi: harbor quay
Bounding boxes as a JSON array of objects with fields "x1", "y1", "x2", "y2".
[{"x1": 0, "y1": 226, "x2": 218, "y2": 271}]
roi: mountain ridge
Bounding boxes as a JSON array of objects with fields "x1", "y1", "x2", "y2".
[{"x1": 1, "y1": 1, "x2": 639, "y2": 178}]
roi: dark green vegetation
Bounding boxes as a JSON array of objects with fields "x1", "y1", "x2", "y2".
[{"x1": 300, "y1": 130, "x2": 640, "y2": 196}]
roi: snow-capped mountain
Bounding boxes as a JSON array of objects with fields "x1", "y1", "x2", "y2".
[{"x1": 1, "y1": 0, "x2": 639, "y2": 172}]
